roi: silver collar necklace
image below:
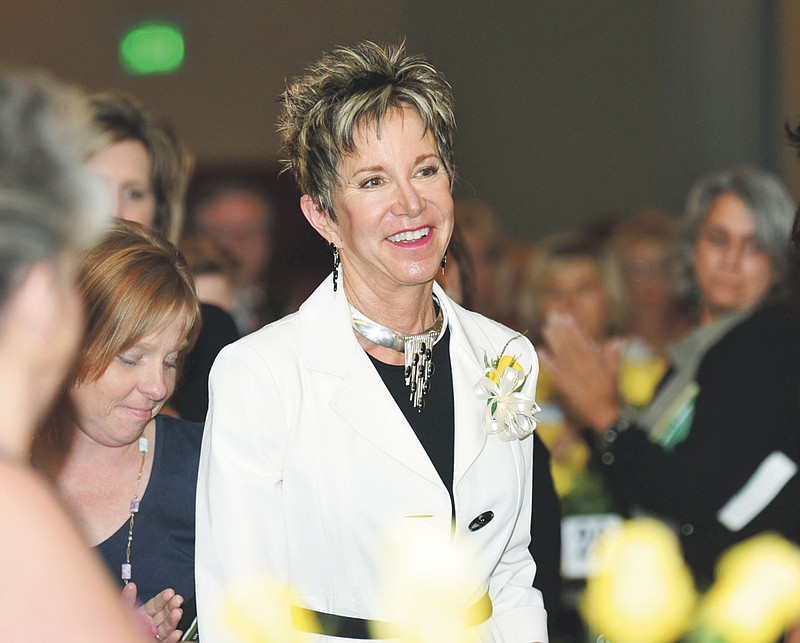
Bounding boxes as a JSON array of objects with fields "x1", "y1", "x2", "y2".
[{"x1": 351, "y1": 295, "x2": 447, "y2": 411}]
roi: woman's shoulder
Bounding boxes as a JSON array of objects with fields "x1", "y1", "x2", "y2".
[
  {"x1": 0, "y1": 462, "x2": 80, "y2": 548},
  {"x1": 718, "y1": 300, "x2": 800, "y2": 350},
  {"x1": 153, "y1": 415, "x2": 203, "y2": 489},
  {"x1": 0, "y1": 461, "x2": 52, "y2": 507},
  {"x1": 156, "y1": 414, "x2": 204, "y2": 450},
  {"x1": 444, "y1": 294, "x2": 534, "y2": 354},
  {"x1": 219, "y1": 309, "x2": 302, "y2": 358}
]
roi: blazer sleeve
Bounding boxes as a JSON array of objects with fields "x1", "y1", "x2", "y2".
[{"x1": 195, "y1": 337, "x2": 290, "y2": 642}]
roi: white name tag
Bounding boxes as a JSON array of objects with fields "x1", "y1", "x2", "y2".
[
  {"x1": 561, "y1": 513, "x2": 623, "y2": 579},
  {"x1": 717, "y1": 451, "x2": 798, "y2": 532}
]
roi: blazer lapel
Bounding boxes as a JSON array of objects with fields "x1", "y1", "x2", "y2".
[
  {"x1": 436, "y1": 285, "x2": 490, "y2": 487},
  {"x1": 298, "y1": 277, "x2": 442, "y2": 486}
]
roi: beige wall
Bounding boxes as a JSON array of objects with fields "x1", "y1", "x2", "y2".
[
  {"x1": 1, "y1": 2, "x2": 792, "y2": 238},
  {"x1": 780, "y1": 0, "x2": 800, "y2": 202},
  {"x1": 1, "y1": 1, "x2": 405, "y2": 163}
]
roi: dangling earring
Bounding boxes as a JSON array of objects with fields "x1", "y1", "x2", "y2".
[
  {"x1": 330, "y1": 242, "x2": 340, "y2": 292},
  {"x1": 441, "y1": 251, "x2": 447, "y2": 275}
]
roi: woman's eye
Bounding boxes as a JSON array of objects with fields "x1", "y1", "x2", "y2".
[
  {"x1": 118, "y1": 354, "x2": 139, "y2": 366},
  {"x1": 122, "y1": 186, "x2": 147, "y2": 200},
  {"x1": 704, "y1": 230, "x2": 726, "y2": 246},
  {"x1": 417, "y1": 165, "x2": 439, "y2": 178},
  {"x1": 360, "y1": 177, "x2": 384, "y2": 189}
]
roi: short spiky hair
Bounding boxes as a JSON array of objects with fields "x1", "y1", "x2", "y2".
[{"x1": 278, "y1": 40, "x2": 456, "y2": 220}]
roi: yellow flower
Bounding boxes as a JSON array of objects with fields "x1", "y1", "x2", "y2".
[
  {"x1": 698, "y1": 533, "x2": 800, "y2": 643},
  {"x1": 222, "y1": 578, "x2": 316, "y2": 643},
  {"x1": 487, "y1": 353, "x2": 523, "y2": 385},
  {"x1": 581, "y1": 518, "x2": 697, "y2": 643}
]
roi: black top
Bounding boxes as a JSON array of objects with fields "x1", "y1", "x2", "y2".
[
  {"x1": 529, "y1": 432, "x2": 562, "y2": 619},
  {"x1": 95, "y1": 414, "x2": 202, "y2": 633},
  {"x1": 171, "y1": 303, "x2": 239, "y2": 422},
  {"x1": 369, "y1": 328, "x2": 455, "y2": 517}
]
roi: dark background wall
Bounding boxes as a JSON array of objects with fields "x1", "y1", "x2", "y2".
[{"x1": 0, "y1": 1, "x2": 793, "y2": 241}]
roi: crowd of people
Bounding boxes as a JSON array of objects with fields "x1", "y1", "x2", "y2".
[{"x1": 3, "y1": 38, "x2": 800, "y2": 643}]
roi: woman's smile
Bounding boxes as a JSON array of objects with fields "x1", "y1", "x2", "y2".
[{"x1": 386, "y1": 226, "x2": 432, "y2": 245}]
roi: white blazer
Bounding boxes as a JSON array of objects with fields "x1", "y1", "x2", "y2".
[{"x1": 196, "y1": 277, "x2": 548, "y2": 642}]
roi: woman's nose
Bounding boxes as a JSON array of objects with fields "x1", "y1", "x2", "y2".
[
  {"x1": 140, "y1": 364, "x2": 168, "y2": 401},
  {"x1": 110, "y1": 194, "x2": 123, "y2": 219},
  {"x1": 394, "y1": 180, "x2": 423, "y2": 216},
  {"x1": 721, "y1": 243, "x2": 744, "y2": 268}
]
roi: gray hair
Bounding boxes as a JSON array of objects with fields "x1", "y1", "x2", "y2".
[
  {"x1": 278, "y1": 40, "x2": 456, "y2": 220},
  {"x1": 679, "y1": 166, "x2": 795, "y2": 301},
  {"x1": 0, "y1": 70, "x2": 108, "y2": 312}
]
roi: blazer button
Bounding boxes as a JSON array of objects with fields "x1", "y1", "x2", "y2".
[
  {"x1": 681, "y1": 523, "x2": 694, "y2": 536},
  {"x1": 469, "y1": 511, "x2": 494, "y2": 531}
]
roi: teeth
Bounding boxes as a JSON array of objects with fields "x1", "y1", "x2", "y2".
[{"x1": 388, "y1": 227, "x2": 430, "y2": 243}]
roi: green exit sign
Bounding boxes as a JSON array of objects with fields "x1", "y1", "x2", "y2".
[{"x1": 120, "y1": 22, "x2": 184, "y2": 75}]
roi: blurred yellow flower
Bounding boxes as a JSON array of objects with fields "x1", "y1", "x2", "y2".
[
  {"x1": 373, "y1": 520, "x2": 479, "y2": 643},
  {"x1": 581, "y1": 518, "x2": 697, "y2": 643},
  {"x1": 618, "y1": 354, "x2": 667, "y2": 409},
  {"x1": 222, "y1": 578, "x2": 316, "y2": 643},
  {"x1": 550, "y1": 439, "x2": 591, "y2": 498},
  {"x1": 697, "y1": 533, "x2": 800, "y2": 643},
  {"x1": 533, "y1": 363, "x2": 558, "y2": 402}
]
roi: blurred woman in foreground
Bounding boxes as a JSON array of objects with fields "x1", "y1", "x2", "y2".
[{"x1": 0, "y1": 70, "x2": 151, "y2": 642}]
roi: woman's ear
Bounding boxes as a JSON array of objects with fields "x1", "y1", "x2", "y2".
[{"x1": 300, "y1": 195, "x2": 340, "y2": 246}]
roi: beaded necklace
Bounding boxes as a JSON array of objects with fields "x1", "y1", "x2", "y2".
[{"x1": 121, "y1": 435, "x2": 148, "y2": 584}]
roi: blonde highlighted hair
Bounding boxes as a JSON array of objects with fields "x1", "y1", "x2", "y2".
[{"x1": 278, "y1": 40, "x2": 456, "y2": 220}]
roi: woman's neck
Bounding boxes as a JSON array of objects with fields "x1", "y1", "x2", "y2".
[
  {"x1": 343, "y1": 279, "x2": 439, "y2": 366},
  {"x1": 343, "y1": 280, "x2": 437, "y2": 335},
  {"x1": 34, "y1": 418, "x2": 155, "y2": 482}
]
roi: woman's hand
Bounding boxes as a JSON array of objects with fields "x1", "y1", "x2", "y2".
[
  {"x1": 538, "y1": 312, "x2": 623, "y2": 433},
  {"x1": 121, "y1": 582, "x2": 184, "y2": 642}
]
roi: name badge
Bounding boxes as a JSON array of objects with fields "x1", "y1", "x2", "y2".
[
  {"x1": 650, "y1": 382, "x2": 699, "y2": 451},
  {"x1": 561, "y1": 513, "x2": 622, "y2": 579}
]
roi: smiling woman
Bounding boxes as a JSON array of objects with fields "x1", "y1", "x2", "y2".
[
  {"x1": 196, "y1": 41, "x2": 548, "y2": 642},
  {"x1": 35, "y1": 220, "x2": 203, "y2": 643},
  {"x1": 301, "y1": 104, "x2": 454, "y2": 319}
]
